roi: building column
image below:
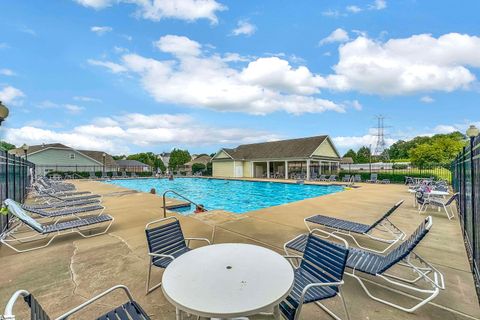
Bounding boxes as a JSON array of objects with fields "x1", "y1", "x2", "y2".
[
  {"x1": 306, "y1": 159, "x2": 311, "y2": 180},
  {"x1": 329, "y1": 162, "x2": 332, "y2": 174},
  {"x1": 285, "y1": 161, "x2": 288, "y2": 179},
  {"x1": 267, "y1": 161, "x2": 270, "y2": 179}
]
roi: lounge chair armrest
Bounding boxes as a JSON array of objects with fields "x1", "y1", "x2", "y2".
[
  {"x1": 55, "y1": 285, "x2": 135, "y2": 320},
  {"x1": 299, "y1": 280, "x2": 344, "y2": 303},
  {"x1": 3, "y1": 290, "x2": 30, "y2": 318},
  {"x1": 184, "y1": 237, "x2": 211, "y2": 246},
  {"x1": 148, "y1": 253, "x2": 175, "y2": 260}
]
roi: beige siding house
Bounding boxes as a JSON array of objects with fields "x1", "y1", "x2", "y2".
[{"x1": 211, "y1": 135, "x2": 341, "y2": 179}]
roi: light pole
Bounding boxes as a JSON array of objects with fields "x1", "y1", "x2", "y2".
[
  {"x1": 0, "y1": 101, "x2": 9, "y2": 125},
  {"x1": 21, "y1": 143, "x2": 29, "y2": 161},
  {"x1": 102, "y1": 152, "x2": 106, "y2": 174}
]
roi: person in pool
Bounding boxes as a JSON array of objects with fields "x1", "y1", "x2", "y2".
[{"x1": 194, "y1": 204, "x2": 206, "y2": 213}]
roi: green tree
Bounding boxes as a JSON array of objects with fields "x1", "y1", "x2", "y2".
[
  {"x1": 355, "y1": 146, "x2": 371, "y2": 163},
  {"x1": 168, "y1": 149, "x2": 191, "y2": 171},
  {"x1": 112, "y1": 155, "x2": 126, "y2": 160},
  {"x1": 409, "y1": 135, "x2": 465, "y2": 167},
  {"x1": 0, "y1": 141, "x2": 16, "y2": 151},
  {"x1": 343, "y1": 149, "x2": 356, "y2": 162},
  {"x1": 126, "y1": 152, "x2": 166, "y2": 172},
  {"x1": 192, "y1": 163, "x2": 206, "y2": 174}
]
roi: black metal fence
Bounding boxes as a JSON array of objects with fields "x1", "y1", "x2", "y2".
[
  {"x1": 0, "y1": 150, "x2": 35, "y2": 233},
  {"x1": 340, "y1": 162, "x2": 452, "y2": 184},
  {"x1": 34, "y1": 165, "x2": 154, "y2": 179},
  {"x1": 452, "y1": 136, "x2": 480, "y2": 293}
]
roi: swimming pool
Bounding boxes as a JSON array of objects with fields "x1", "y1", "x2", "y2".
[{"x1": 106, "y1": 178, "x2": 343, "y2": 214}]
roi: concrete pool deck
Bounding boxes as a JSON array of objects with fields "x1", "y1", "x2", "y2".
[{"x1": 0, "y1": 180, "x2": 478, "y2": 319}]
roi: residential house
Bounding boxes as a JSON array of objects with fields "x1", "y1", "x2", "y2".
[
  {"x1": 116, "y1": 159, "x2": 152, "y2": 172},
  {"x1": 179, "y1": 155, "x2": 212, "y2": 175},
  {"x1": 211, "y1": 135, "x2": 341, "y2": 179},
  {"x1": 10, "y1": 143, "x2": 117, "y2": 176}
]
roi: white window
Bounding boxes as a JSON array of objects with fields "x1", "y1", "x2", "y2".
[{"x1": 69, "y1": 153, "x2": 75, "y2": 159}]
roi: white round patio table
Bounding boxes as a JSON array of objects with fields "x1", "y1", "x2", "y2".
[{"x1": 162, "y1": 243, "x2": 294, "y2": 320}]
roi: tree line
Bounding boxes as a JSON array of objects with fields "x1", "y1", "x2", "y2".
[{"x1": 343, "y1": 132, "x2": 466, "y2": 167}]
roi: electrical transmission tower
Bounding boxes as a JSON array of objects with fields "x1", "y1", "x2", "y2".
[{"x1": 373, "y1": 115, "x2": 389, "y2": 160}]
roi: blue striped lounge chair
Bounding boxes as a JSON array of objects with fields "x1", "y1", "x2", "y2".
[
  {"x1": 3, "y1": 285, "x2": 150, "y2": 320},
  {"x1": 285, "y1": 217, "x2": 444, "y2": 313},
  {"x1": 22, "y1": 198, "x2": 101, "y2": 210},
  {"x1": 1, "y1": 199, "x2": 113, "y2": 253},
  {"x1": 303, "y1": 200, "x2": 405, "y2": 253},
  {"x1": 281, "y1": 230, "x2": 350, "y2": 320},
  {"x1": 144, "y1": 216, "x2": 211, "y2": 294}
]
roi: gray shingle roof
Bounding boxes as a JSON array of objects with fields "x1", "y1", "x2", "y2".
[
  {"x1": 116, "y1": 160, "x2": 151, "y2": 167},
  {"x1": 218, "y1": 135, "x2": 333, "y2": 160},
  {"x1": 9, "y1": 143, "x2": 70, "y2": 156}
]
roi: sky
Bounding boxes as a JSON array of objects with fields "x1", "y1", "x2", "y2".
[{"x1": 0, "y1": 0, "x2": 479, "y2": 156}]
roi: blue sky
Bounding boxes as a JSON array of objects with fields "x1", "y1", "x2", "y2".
[{"x1": 0, "y1": 0, "x2": 479, "y2": 155}]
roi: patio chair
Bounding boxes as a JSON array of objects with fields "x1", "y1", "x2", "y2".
[
  {"x1": 366, "y1": 173, "x2": 378, "y2": 183},
  {"x1": 354, "y1": 175, "x2": 362, "y2": 183},
  {"x1": 41, "y1": 192, "x2": 101, "y2": 202},
  {"x1": 89, "y1": 171, "x2": 97, "y2": 179},
  {"x1": 342, "y1": 174, "x2": 351, "y2": 182},
  {"x1": 318, "y1": 175, "x2": 327, "y2": 181},
  {"x1": 111, "y1": 171, "x2": 118, "y2": 178},
  {"x1": 328, "y1": 175, "x2": 337, "y2": 182},
  {"x1": 131, "y1": 172, "x2": 137, "y2": 178},
  {"x1": 144, "y1": 216, "x2": 211, "y2": 294},
  {"x1": 285, "y1": 217, "x2": 444, "y2": 313},
  {"x1": 301, "y1": 200, "x2": 405, "y2": 253},
  {"x1": 101, "y1": 172, "x2": 109, "y2": 179},
  {"x1": 281, "y1": 229, "x2": 350, "y2": 320},
  {"x1": 1, "y1": 199, "x2": 113, "y2": 253},
  {"x1": 3, "y1": 285, "x2": 150, "y2": 320},
  {"x1": 417, "y1": 191, "x2": 458, "y2": 220},
  {"x1": 121, "y1": 171, "x2": 128, "y2": 178}
]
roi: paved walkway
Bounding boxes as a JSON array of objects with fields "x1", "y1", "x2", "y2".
[{"x1": 0, "y1": 180, "x2": 478, "y2": 319}]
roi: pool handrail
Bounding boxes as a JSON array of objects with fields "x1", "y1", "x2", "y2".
[{"x1": 162, "y1": 190, "x2": 204, "y2": 218}]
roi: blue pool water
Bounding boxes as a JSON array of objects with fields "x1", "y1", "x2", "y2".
[{"x1": 106, "y1": 178, "x2": 343, "y2": 214}]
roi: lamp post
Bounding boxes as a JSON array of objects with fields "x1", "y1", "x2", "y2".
[
  {"x1": 102, "y1": 153, "x2": 106, "y2": 173},
  {"x1": 466, "y1": 125, "x2": 479, "y2": 263},
  {"x1": 21, "y1": 143, "x2": 29, "y2": 161},
  {"x1": 0, "y1": 101, "x2": 9, "y2": 125}
]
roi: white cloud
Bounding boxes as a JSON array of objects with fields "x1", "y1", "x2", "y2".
[
  {"x1": 75, "y1": 0, "x2": 226, "y2": 24},
  {"x1": 346, "y1": 5, "x2": 362, "y2": 13},
  {"x1": 0, "y1": 86, "x2": 25, "y2": 106},
  {"x1": 240, "y1": 57, "x2": 326, "y2": 95},
  {"x1": 73, "y1": 96, "x2": 102, "y2": 102},
  {"x1": 113, "y1": 46, "x2": 129, "y2": 54},
  {"x1": 19, "y1": 26, "x2": 36, "y2": 36},
  {"x1": 87, "y1": 59, "x2": 128, "y2": 73},
  {"x1": 369, "y1": 0, "x2": 386, "y2": 10},
  {"x1": 321, "y1": 9, "x2": 342, "y2": 17},
  {"x1": 420, "y1": 96, "x2": 434, "y2": 103},
  {"x1": 4, "y1": 112, "x2": 280, "y2": 154},
  {"x1": 64, "y1": 104, "x2": 85, "y2": 114},
  {"x1": 154, "y1": 35, "x2": 201, "y2": 56},
  {"x1": 326, "y1": 33, "x2": 480, "y2": 95},
  {"x1": 90, "y1": 26, "x2": 113, "y2": 35},
  {"x1": 36, "y1": 100, "x2": 86, "y2": 113},
  {"x1": 319, "y1": 28, "x2": 350, "y2": 45},
  {"x1": 87, "y1": 34, "x2": 346, "y2": 115},
  {"x1": 0, "y1": 69, "x2": 15, "y2": 76},
  {"x1": 333, "y1": 133, "x2": 396, "y2": 151},
  {"x1": 74, "y1": 0, "x2": 113, "y2": 9},
  {"x1": 231, "y1": 20, "x2": 256, "y2": 36}
]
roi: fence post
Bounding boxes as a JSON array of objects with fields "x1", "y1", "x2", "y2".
[
  {"x1": 462, "y1": 146, "x2": 467, "y2": 235},
  {"x1": 470, "y1": 137, "x2": 477, "y2": 268}
]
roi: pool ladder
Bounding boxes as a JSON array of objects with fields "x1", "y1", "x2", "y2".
[{"x1": 162, "y1": 190, "x2": 204, "y2": 218}]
